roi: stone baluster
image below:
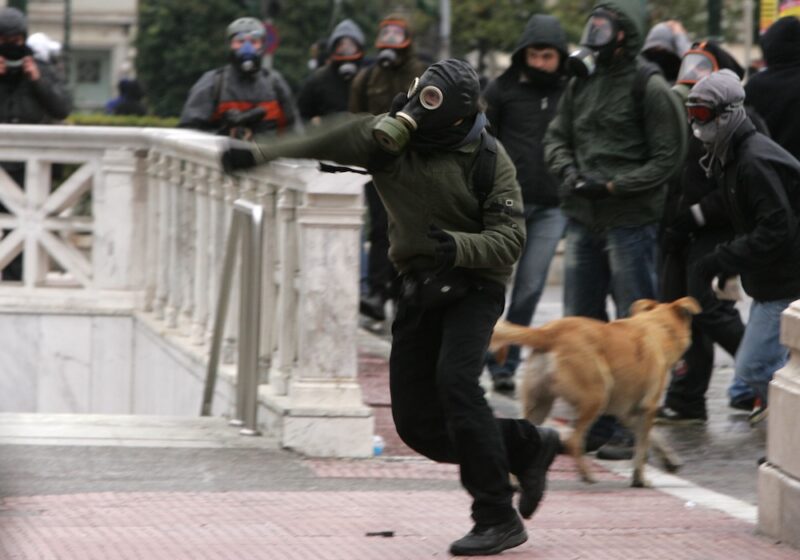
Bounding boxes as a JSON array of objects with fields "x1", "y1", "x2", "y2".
[
  {"x1": 206, "y1": 168, "x2": 225, "y2": 347},
  {"x1": 221, "y1": 173, "x2": 239, "y2": 364},
  {"x1": 255, "y1": 179, "x2": 277, "y2": 384},
  {"x1": 154, "y1": 153, "x2": 171, "y2": 321},
  {"x1": 178, "y1": 161, "x2": 196, "y2": 337},
  {"x1": 192, "y1": 164, "x2": 211, "y2": 345},
  {"x1": 23, "y1": 158, "x2": 51, "y2": 287},
  {"x1": 143, "y1": 150, "x2": 160, "y2": 312},
  {"x1": 758, "y1": 300, "x2": 800, "y2": 548},
  {"x1": 165, "y1": 156, "x2": 183, "y2": 329}
]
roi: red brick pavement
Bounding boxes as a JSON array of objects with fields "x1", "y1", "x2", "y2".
[{"x1": 2, "y1": 487, "x2": 798, "y2": 560}]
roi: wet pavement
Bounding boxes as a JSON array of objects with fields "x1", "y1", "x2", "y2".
[{"x1": 1, "y1": 287, "x2": 796, "y2": 559}]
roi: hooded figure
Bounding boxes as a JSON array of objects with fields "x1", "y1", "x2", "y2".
[
  {"x1": 223, "y1": 57, "x2": 563, "y2": 558},
  {"x1": 641, "y1": 21, "x2": 691, "y2": 83},
  {"x1": 297, "y1": 19, "x2": 364, "y2": 121},
  {"x1": 482, "y1": 14, "x2": 569, "y2": 393},
  {"x1": 745, "y1": 16, "x2": 800, "y2": 160},
  {"x1": 675, "y1": 69, "x2": 800, "y2": 418}
]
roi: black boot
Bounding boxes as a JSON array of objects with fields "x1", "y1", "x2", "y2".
[
  {"x1": 359, "y1": 293, "x2": 386, "y2": 321},
  {"x1": 449, "y1": 515, "x2": 527, "y2": 556},
  {"x1": 517, "y1": 426, "x2": 561, "y2": 519}
]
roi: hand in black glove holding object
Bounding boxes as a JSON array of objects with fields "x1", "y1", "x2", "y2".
[
  {"x1": 221, "y1": 139, "x2": 258, "y2": 174},
  {"x1": 559, "y1": 165, "x2": 580, "y2": 198},
  {"x1": 573, "y1": 172, "x2": 611, "y2": 200},
  {"x1": 389, "y1": 92, "x2": 408, "y2": 118},
  {"x1": 693, "y1": 252, "x2": 734, "y2": 292},
  {"x1": 427, "y1": 224, "x2": 457, "y2": 275}
]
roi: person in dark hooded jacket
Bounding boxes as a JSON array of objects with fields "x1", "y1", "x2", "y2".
[
  {"x1": 668, "y1": 69, "x2": 800, "y2": 426},
  {"x1": 657, "y1": 42, "x2": 757, "y2": 424},
  {"x1": 641, "y1": 19, "x2": 691, "y2": 83},
  {"x1": 745, "y1": 16, "x2": 800, "y2": 161},
  {"x1": 297, "y1": 19, "x2": 365, "y2": 123},
  {"x1": 223, "y1": 58, "x2": 562, "y2": 557},
  {"x1": 482, "y1": 14, "x2": 568, "y2": 393}
]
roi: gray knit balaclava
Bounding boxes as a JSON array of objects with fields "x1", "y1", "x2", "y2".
[{"x1": 688, "y1": 69, "x2": 747, "y2": 175}]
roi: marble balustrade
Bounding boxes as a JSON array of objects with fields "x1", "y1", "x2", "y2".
[{"x1": 0, "y1": 124, "x2": 373, "y2": 457}]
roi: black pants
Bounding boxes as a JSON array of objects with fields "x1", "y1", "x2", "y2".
[
  {"x1": 389, "y1": 277, "x2": 542, "y2": 525},
  {"x1": 660, "y1": 229, "x2": 745, "y2": 415},
  {"x1": 365, "y1": 181, "x2": 398, "y2": 300}
]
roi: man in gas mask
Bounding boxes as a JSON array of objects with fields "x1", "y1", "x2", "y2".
[
  {"x1": 482, "y1": 14, "x2": 569, "y2": 394},
  {"x1": 668, "y1": 69, "x2": 800, "y2": 426},
  {"x1": 222, "y1": 58, "x2": 562, "y2": 557},
  {"x1": 297, "y1": 19, "x2": 365, "y2": 124},
  {"x1": 0, "y1": 6, "x2": 71, "y2": 282},
  {"x1": 544, "y1": 0, "x2": 686, "y2": 459},
  {"x1": 350, "y1": 13, "x2": 428, "y2": 323},
  {"x1": 179, "y1": 17, "x2": 297, "y2": 139},
  {"x1": 640, "y1": 20, "x2": 691, "y2": 84}
]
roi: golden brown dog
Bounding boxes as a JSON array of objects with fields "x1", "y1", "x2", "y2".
[{"x1": 490, "y1": 297, "x2": 701, "y2": 488}]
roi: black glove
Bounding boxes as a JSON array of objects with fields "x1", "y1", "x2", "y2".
[
  {"x1": 693, "y1": 252, "x2": 733, "y2": 291},
  {"x1": 221, "y1": 139, "x2": 258, "y2": 174},
  {"x1": 389, "y1": 92, "x2": 408, "y2": 118},
  {"x1": 573, "y1": 172, "x2": 611, "y2": 200},
  {"x1": 559, "y1": 165, "x2": 580, "y2": 198},
  {"x1": 662, "y1": 209, "x2": 700, "y2": 253},
  {"x1": 427, "y1": 224, "x2": 457, "y2": 275}
]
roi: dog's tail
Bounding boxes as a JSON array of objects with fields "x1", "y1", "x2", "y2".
[{"x1": 489, "y1": 321, "x2": 557, "y2": 360}]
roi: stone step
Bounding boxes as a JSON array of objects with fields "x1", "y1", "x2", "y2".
[{"x1": 0, "y1": 412, "x2": 280, "y2": 449}]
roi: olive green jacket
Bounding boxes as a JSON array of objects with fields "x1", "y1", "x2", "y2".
[
  {"x1": 250, "y1": 114, "x2": 526, "y2": 285},
  {"x1": 543, "y1": 0, "x2": 687, "y2": 231}
]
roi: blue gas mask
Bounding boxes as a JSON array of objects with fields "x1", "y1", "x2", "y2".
[{"x1": 232, "y1": 40, "x2": 261, "y2": 75}]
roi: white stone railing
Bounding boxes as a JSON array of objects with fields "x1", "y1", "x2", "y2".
[{"x1": 0, "y1": 124, "x2": 372, "y2": 457}]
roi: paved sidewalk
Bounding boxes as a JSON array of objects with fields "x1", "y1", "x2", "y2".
[{"x1": 1, "y1": 289, "x2": 798, "y2": 559}]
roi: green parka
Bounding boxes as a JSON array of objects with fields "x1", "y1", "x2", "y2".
[
  {"x1": 250, "y1": 114, "x2": 526, "y2": 286},
  {"x1": 544, "y1": 0, "x2": 686, "y2": 231}
]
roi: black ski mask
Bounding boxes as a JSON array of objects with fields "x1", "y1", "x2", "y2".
[{"x1": 521, "y1": 64, "x2": 561, "y2": 88}]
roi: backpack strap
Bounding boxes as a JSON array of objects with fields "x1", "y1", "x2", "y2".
[
  {"x1": 211, "y1": 67, "x2": 226, "y2": 110},
  {"x1": 472, "y1": 129, "x2": 498, "y2": 208},
  {"x1": 632, "y1": 57, "x2": 662, "y2": 121}
]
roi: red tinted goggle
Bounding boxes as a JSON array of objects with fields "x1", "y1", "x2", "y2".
[{"x1": 686, "y1": 103, "x2": 720, "y2": 125}]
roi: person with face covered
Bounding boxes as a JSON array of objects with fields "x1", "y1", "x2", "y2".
[
  {"x1": 640, "y1": 20, "x2": 691, "y2": 84},
  {"x1": 667, "y1": 69, "x2": 800, "y2": 425},
  {"x1": 222, "y1": 58, "x2": 562, "y2": 556},
  {"x1": 745, "y1": 16, "x2": 800, "y2": 161},
  {"x1": 0, "y1": 7, "x2": 70, "y2": 124},
  {"x1": 297, "y1": 19, "x2": 364, "y2": 124},
  {"x1": 482, "y1": 14, "x2": 569, "y2": 394},
  {"x1": 179, "y1": 17, "x2": 297, "y2": 139},
  {"x1": 544, "y1": 0, "x2": 686, "y2": 460},
  {"x1": 657, "y1": 42, "x2": 762, "y2": 424},
  {"x1": 350, "y1": 14, "x2": 428, "y2": 323}
]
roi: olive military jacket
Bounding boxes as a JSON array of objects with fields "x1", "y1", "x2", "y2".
[{"x1": 250, "y1": 114, "x2": 526, "y2": 286}]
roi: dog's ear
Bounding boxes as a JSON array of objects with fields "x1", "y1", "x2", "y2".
[
  {"x1": 673, "y1": 296, "x2": 701, "y2": 318},
  {"x1": 630, "y1": 299, "x2": 658, "y2": 316}
]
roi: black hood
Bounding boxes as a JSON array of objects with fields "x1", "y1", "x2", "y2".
[
  {"x1": 702, "y1": 40, "x2": 744, "y2": 78},
  {"x1": 511, "y1": 14, "x2": 568, "y2": 69},
  {"x1": 760, "y1": 16, "x2": 800, "y2": 67}
]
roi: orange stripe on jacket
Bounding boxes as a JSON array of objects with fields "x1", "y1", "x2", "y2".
[{"x1": 212, "y1": 100, "x2": 287, "y2": 130}]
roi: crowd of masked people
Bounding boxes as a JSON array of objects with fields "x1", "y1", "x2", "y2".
[
  {"x1": 202, "y1": 6, "x2": 800, "y2": 463},
  {"x1": 211, "y1": 1, "x2": 800, "y2": 556}
]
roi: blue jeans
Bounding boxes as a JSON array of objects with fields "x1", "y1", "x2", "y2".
[
  {"x1": 734, "y1": 298, "x2": 792, "y2": 405},
  {"x1": 564, "y1": 220, "x2": 658, "y2": 320},
  {"x1": 488, "y1": 204, "x2": 566, "y2": 377}
]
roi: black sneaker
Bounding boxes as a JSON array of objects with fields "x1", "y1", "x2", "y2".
[
  {"x1": 492, "y1": 373, "x2": 515, "y2": 394},
  {"x1": 654, "y1": 406, "x2": 707, "y2": 425},
  {"x1": 729, "y1": 396, "x2": 756, "y2": 411},
  {"x1": 359, "y1": 293, "x2": 386, "y2": 321},
  {"x1": 449, "y1": 515, "x2": 527, "y2": 556},
  {"x1": 517, "y1": 427, "x2": 561, "y2": 519},
  {"x1": 595, "y1": 431, "x2": 635, "y2": 461}
]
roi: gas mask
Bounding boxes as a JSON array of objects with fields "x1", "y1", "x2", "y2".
[
  {"x1": 329, "y1": 36, "x2": 362, "y2": 80},
  {"x1": 372, "y1": 59, "x2": 480, "y2": 154},
  {"x1": 676, "y1": 49, "x2": 718, "y2": 87},
  {"x1": 337, "y1": 62, "x2": 358, "y2": 80},
  {"x1": 375, "y1": 20, "x2": 409, "y2": 69},
  {"x1": 0, "y1": 43, "x2": 32, "y2": 74},
  {"x1": 230, "y1": 38, "x2": 263, "y2": 75},
  {"x1": 566, "y1": 9, "x2": 621, "y2": 78}
]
